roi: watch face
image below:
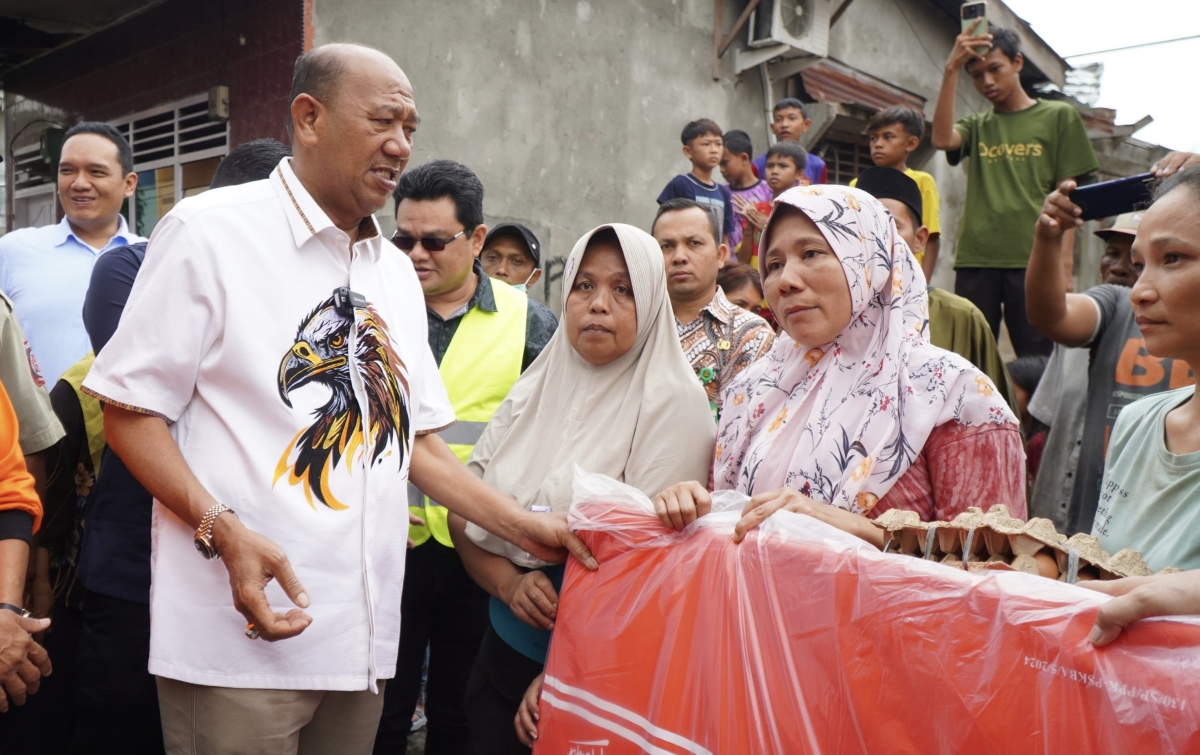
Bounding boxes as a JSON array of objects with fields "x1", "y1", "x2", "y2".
[{"x1": 194, "y1": 537, "x2": 215, "y2": 559}]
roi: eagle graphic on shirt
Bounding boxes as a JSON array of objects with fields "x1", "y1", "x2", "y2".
[{"x1": 273, "y1": 295, "x2": 410, "y2": 510}]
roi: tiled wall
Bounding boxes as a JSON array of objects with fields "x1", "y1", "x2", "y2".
[{"x1": 4, "y1": 0, "x2": 303, "y2": 147}]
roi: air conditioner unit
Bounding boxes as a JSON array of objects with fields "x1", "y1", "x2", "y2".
[{"x1": 747, "y1": 0, "x2": 832, "y2": 58}]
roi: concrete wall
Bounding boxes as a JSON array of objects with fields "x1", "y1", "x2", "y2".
[
  {"x1": 314, "y1": 0, "x2": 1033, "y2": 302},
  {"x1": 314, "y1": 0, "x2": 767, "y2": 310}
]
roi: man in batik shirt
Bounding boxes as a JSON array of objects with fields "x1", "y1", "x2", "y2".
[{"x1": 652, "y1": 198, "x2": 775, "y2": 418}]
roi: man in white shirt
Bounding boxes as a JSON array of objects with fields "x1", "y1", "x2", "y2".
[
  {"x1": 0, "y1": 122, "x2": 143, "y2": 387},
  {"x1": 83, "y1": 43, "x2": 594, "y2": 755}
]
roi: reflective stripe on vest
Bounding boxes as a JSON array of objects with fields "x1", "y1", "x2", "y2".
[{"x1": 409, "y1": 279, "x2": 528, "y2": 548}]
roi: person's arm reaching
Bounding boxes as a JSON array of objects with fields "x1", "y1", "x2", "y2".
[
  {"x1": 734, "y1": 488, "x2": 885, "y2": 547},
  {"x1": 1060, "y1": 226, "x2": 1077, "y2": 289},
  {"x1": 1081, "y1": 570, "x2": 1200, "y2": 646},
  {"x1": 448, "y1": 512, "x2": 558, "y2": 630},
  {"x1": 103, "y1": 406, "x2": 312, "y2": 642},
  {"x1": 931, "y1": 21, "x2": 990, "y2": 152},
  {"x1": 1026, "y1": 180, "x2": 1099, "y2": 346},
  {"x1": 409, "y1": 433, "x2": 596, "y2": 569},
  {"x1": 1151, "y1": 151, "x2": 1200, "y2": 178}
]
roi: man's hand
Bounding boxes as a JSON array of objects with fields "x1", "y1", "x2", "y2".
[
  {"x1": 652, "y1": 481, "x2": 711, "y2": 531},
  {"x1": 25, "y1": 565, "x2": 53, "y2": 643},
  {"x1": 733, "y1": 488, "x2": 882, "y2": 547},
  {"x1": 407, "y1": 511, "x2": 425, "y2": 549},
  {"x1": 515, "y1": 672, "x2": 545, "y2": 747},
  {"x1": 212, "y1": 513, "x2": 312, "y2": 641},
  {"x1": 1080, "y1": 570, "x2": 1200, "y2": 647},
  {"x1": 1151, "y1": 151, "x2": 1200, "y2": 178},
  {"x1": 0, "y1": 610, "x2": 51, "y2": 713},
  {"x1": 1035, "y1": 180, "x2": 1083, "y2": 242},
  {"x1": 945, "y1": 19, "x2": 991, "y2": 71},
  {"x1": 500, "y1": 570, "x2": 559, "y2": 631},
  {"x1": 512, "y1": 512, "x2": 598, "y2": 570}
]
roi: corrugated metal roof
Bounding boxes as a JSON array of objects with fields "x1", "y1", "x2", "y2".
[{"x1": 799, "y1": 59, "x2": 926, "y2": 113}]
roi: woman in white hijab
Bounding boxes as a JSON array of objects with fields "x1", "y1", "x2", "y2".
[{"x1": 450, "y1": 223, "x2": 714, "y2": 754}]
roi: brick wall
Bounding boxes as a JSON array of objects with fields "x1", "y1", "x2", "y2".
[{"x1": 4, "y1": 0, "x2": 303, "y2": 146}]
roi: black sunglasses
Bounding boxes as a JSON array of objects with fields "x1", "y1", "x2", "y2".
[{"x1": 391, "y1": 229, "x2": 467, "y2": 252}]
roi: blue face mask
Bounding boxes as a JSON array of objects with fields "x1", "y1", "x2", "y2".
[{"x1": 511, "y1": 269, "x2": 537, "y2": 293}]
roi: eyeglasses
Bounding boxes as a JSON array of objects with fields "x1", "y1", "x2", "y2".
[{"x1": 391, "y1": 229, "x2": 467, "y2": 252}]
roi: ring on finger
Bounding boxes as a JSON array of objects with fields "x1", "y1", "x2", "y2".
[{"x1": 244, "y1": 623, "x2": 261, "y2": 640}]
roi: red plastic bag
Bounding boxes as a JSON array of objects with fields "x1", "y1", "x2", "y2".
[{"x1": 533, "y1": 470, "x2": 1200, "y2": 755}]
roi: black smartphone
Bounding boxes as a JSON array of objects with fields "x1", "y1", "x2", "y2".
[{"x1": 1069, "y1": 173, "x2": 1154, "y2": 221}]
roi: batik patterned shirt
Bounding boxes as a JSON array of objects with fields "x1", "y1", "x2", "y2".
[{"x1": 676, "y1": 288, "x2": 774, "y2": 415}]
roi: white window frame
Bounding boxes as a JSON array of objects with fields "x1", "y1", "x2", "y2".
[{"x1": 110, "y1": 92, "x2": 230, "y2": 234}]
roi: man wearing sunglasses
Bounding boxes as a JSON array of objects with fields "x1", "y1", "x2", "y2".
[{"x1": 377, "y1": 159, "x2": 556, "y2": 754}]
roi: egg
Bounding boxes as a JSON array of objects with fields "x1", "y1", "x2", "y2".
[{"x1": 1034, "y1": 551, "x2": 1059, "y2": 580}]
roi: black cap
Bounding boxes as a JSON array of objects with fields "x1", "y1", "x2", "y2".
[
  {"x1": 483, "y1": 222, "x2": 542, "y2": 267},
  {"x1": 855, "y1": 167, "x2": 923, "y2": 227}
]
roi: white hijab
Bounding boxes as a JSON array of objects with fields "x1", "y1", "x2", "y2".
[{"x1": 465, "y1": 223, "x2": 715, "y2": 567}]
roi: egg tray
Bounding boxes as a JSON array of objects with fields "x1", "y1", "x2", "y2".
[{"x1": 873, "y1": 505, "x2": 1174, "y2": 584}]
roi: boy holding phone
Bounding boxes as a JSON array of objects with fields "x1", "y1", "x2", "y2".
[{"x1": 931, "y1": 19, "x2": 1098, "y2": 357}]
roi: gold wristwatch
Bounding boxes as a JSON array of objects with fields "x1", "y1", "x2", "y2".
[{"x1": 194, "y1": 503, "x2": 234, "y2": 560}]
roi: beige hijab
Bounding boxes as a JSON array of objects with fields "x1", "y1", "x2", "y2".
[{"x1": 464, "y1": 223, "x2": 715, "y2": 567}]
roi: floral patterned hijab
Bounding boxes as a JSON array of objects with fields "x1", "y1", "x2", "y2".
[{"x1": 712, "y1": 185, "x2": 1017, "y2": 512}]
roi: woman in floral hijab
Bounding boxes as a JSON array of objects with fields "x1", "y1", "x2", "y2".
[{"x1": 652, "y1": 185, "x2": 1025, "y2": 546}]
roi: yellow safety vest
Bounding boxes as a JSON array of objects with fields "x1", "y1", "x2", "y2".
[{"x1": 408, "y1": 278, "x2": 528, "y2": 547}]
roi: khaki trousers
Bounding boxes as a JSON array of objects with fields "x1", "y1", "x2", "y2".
[{"x1": 156, "y1": 677, "x2": 386, "y2": 755}]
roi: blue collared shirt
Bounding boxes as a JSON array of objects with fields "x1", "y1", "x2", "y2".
[{"x1": 0, "y1": 214, "x2": 144, "y2": 387}]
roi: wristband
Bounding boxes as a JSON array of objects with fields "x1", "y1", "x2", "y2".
[{"x1": 0, "y1": 603, "x2": 30, "y2": 618}]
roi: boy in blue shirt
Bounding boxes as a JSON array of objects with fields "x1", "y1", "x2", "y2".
[
  {"x1": 658, "y1": 119, "x2": 734, "y2": 248},
  {"x1": 751, "y1": 98, "x2": 827, "y2": 186}
]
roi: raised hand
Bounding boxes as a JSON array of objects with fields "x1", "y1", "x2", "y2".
[
  {"x1": 946, "y1": 18, "x2": 992, "y2": 71},
  {"x1": 1034, "y1": 179, "x2": 1083, "y2": 241}
]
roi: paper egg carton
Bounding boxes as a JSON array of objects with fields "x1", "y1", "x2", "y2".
[{"x1": 873, "y1": 504, "x2": 1172, "y2": 583}]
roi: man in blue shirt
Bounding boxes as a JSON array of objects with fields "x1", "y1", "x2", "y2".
[{"x1": 0, "y1": 122, "x2": 143, "y2": 387}]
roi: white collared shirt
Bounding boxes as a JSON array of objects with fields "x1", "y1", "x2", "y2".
[
  {"x1": 0, "y1": 214, "x2": 143, "y2": 386},
  {"x1": 83, "y1": 158, "x2": 454, "y2": 691}
]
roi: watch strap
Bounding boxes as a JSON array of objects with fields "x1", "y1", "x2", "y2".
[
  {"x1": 0, "y1": 602, "x2": 30, "y2": 618},
  {"x1": 195, "y1": 503, "x2": 234, "y2": 560}
]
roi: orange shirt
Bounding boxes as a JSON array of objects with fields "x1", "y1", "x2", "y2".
[{"x1": 0, "y1": 379, "x2": 42, "y2": 531}]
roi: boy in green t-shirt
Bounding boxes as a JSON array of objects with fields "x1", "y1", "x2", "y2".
[{"x1": 932, "y1": 23, "x2": 1098, "y2": 357}]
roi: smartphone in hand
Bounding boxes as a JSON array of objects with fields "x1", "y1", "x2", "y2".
[
  {"x1": 961, "y1": 1, "x2": 988, "y2": 55},
  {"x1": 1069, "y1": 174, "x2": 1154, "y2": 222}
]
